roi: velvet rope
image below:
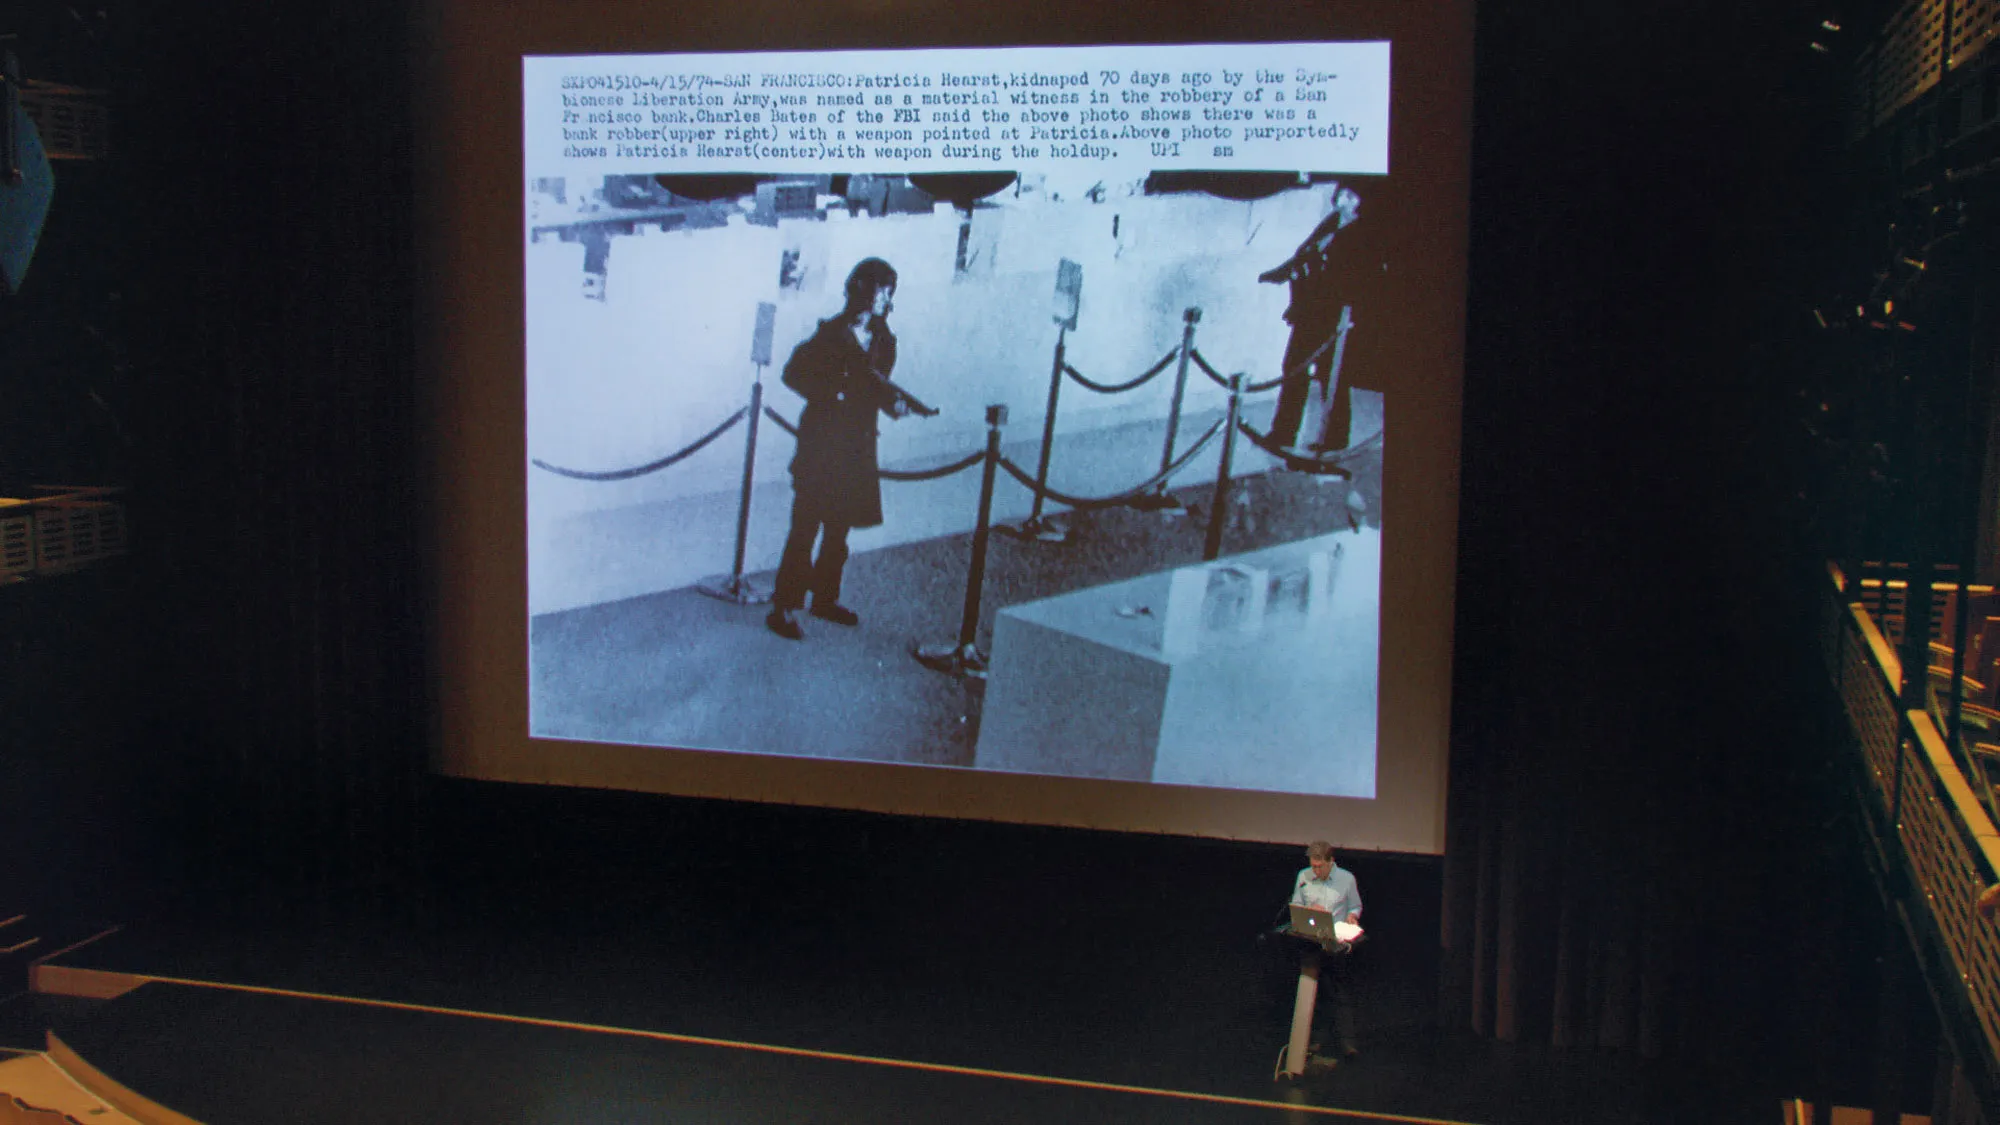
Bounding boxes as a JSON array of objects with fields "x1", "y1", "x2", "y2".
[{"x1": 531, "y1": 408, "x2": 747, "y2": 481}]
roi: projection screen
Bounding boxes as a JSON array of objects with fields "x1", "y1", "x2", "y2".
[{"x1": 424, "y1": 1, "x2": 1470, "y2": 853}]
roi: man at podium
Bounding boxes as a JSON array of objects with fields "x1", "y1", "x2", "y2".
[
  {"x1": 1292, "y1": 840, "x2": 1363, "y2": 929},
  {"x1": 1289, "y1": 841, "x2": 1363, "y2": 1059}
]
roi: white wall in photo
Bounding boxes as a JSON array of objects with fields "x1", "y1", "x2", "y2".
[{"x1": 527, "y1": 181, "x2": 1348, "y2": 614}]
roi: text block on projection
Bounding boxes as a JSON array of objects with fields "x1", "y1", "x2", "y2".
[{"x1": 523, "y1": 43, "x2": 1390, "y2": 177}]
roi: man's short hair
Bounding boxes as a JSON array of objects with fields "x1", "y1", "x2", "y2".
[{"x1": 1305, "y1": 840, "x2": 1335, "y2": 862}]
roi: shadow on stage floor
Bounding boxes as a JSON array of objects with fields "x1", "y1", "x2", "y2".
[{"x1": 3, "y1": 798, "x2": 1780, "y2": 1124}]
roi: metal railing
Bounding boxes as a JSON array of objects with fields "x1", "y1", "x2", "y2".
[
  {"x1": 1901, "y1": 710, "x2": 2000, "y2": 1061},
  {"x1": 1828, "y1": 568, "x2": 2000, "y2": 1084},
  {"x1": 1840, "y1": 599, "x2": 1906, "y2": 793}
]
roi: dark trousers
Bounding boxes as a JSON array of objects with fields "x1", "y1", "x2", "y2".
[
  {"x1": 774, "y1": 504, "x2": 850, "y2": 611},
  {"x1": 1270, "y1": 323, "x2": 1349, "y2": 450}
]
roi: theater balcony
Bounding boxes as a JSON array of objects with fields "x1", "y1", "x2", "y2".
[
  {"x1": 1804, "y1": 1, "x2": 2000, "y2": 1119},
  {"x1": 1823, "y1": 563, "x2": 2000, "y2": 1122}
]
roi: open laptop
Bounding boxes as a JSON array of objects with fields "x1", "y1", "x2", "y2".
[{"x1": 1288, "y1": 904, "x2": 1363, "y2": 944}]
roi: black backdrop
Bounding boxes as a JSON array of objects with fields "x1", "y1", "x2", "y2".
[
  {"x1": 2, "y1": 0, "x2": 1876, "y2": 1090},
  {"x1": 4, "y1": 0, "x2": 428, "y2": 916},
  {"x1": 119, "y1": 1, "x2": 430, "y2": 910},
  {"x1": 1440, "y1": 0, "x2": 1856, "y2": 1072}
]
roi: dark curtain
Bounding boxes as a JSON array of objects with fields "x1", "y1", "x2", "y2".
[
  {"x1": 112, "y1": 0, "x2": 428, "y2": 914},
  {"x1": 1439, "y1": 1, "x2": 1843, "y2": 1067}
]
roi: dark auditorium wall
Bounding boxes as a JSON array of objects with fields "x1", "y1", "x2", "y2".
[
  {"x1": 98, "y1": 0, "x2": 430, "y2": 912},
  {"x1": 7, "y1": 0, "x2": 1865, "y2": 1090},
  {"x1": 1441, "y1": 0, "x2": 1871, "y2": 1080}
]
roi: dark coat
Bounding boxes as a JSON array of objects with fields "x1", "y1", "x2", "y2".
[
  {"x1": 782, "y1": 315, "x2": 899, "y2": 529},
  {"x1": 1283, "y1": 217, "x2": 1387, "y2": 330}
]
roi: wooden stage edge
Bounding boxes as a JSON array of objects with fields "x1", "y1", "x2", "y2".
[
  {"x1": 29, "y1": 968, "x2": 1485, "y2": 1125},
  {"x1": 26, "y1": 930, "x2": 128, "y2": 1000},
  {"x1": 28, "y1": 966, "x2": 145, "y2": 1003},
  {"x1": 44, "y1": 1035, "x2": 200, "y2": 1125}
]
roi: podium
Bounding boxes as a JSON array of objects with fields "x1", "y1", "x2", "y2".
[{"x1": 1274, "y1": 924, "x2": 1356, "y2": 1080}]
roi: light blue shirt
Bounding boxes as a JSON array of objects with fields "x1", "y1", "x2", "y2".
[{"x1": 1291, "y1": 865, "x2": 1362, "y2": 921}]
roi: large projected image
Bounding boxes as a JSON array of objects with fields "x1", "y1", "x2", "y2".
[{"x1": 523, "y1": 46, "x2": 1391, "y2": 798}]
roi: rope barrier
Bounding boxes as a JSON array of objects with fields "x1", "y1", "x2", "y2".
[
  {"x1": 1062, "y1": 348, "x2": 1178, "y2": 395},
  {"x1": 1235, "y1": 421, "x2": 1383, "y2": 474},
  {"x1": 763, "y1": 405, "x2": 984, "y2": 482},
  {"x1": 762, "y1": 406, "x2": 799, "y2": 437},
  {"x1": 1191, "y1": 349, "x2": 1233, "y2": 391},
  {"x1": 531, "y1": 408, "x2": 747, "y2": 481},
  {"x1": 879, "y1": 449, "x2": 988, "y2": 482},
  {"x1": 1276, "y1": 326, "x2": 1345, "y2": 387},
  {"x1": 1191, "y1": 324, "x2": 1343, "y2": 396},
  {"x1": 997, "y1": 417, "x2": 1225, "y2": 511}
]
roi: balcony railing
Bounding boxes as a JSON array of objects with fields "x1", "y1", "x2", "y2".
[{"x1": 1828, "y1": 563, "x2": 2000, "y2": 1084}]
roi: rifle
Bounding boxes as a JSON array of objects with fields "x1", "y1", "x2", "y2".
[
  {"x1": 1258, "y1": 211, "x2": 1345, "y2": 285},
  {"x1": 865, "y1": 368, "x2": 939, "y2": 417}
]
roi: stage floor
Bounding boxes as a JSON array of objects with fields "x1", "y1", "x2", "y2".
[
  {"x1": 32, "y1": 981, "x2": 1454, "y2": 1125},
  {"x1": 1, "y1": 811, "x2": 1783, "y2": 1125}
]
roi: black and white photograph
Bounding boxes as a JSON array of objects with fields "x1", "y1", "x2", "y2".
[{"x1": 525, "y1": 169, "x2": 1388, "y2": 797}]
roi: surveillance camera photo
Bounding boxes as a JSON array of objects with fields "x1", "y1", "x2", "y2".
[{"x1": 515, "y1": 42, "x2": 1414, "y2": 802}]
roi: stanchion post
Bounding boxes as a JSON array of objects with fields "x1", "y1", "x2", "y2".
[
  {"x1": 1004, "y1": 326, "x2": 1069, "y2": 542},
  {"x1": 960, "y1": 405, "x2": 1006, "y2": 647},
  {"x1": 1310, "y1": 305, "x2": 1356, "y2": 452},
  {"x1": 699, "y1": 302, "x2": 778, "y2": 605},
  {"x1": 697, "y1": 372, "x2": 775, "y2": 604},
  {"x1": 732, "y1": 380, "x2": 763, "y2": 577},
  {"x1": 1007, "y1": 261, "x2": 1079, "y2": 542},
  {"x1": 1160, "y1": 306, "x2": 1200, "y2": 475},
  {"x1": 1131, "y1": 307, "x2": 1199, "y2": 514},
  {"x1": 1029, "y1": 326, "x2": 1064, "y2": 525},
  {"x1": 1204, "y1": 374, "x2": 1242, "y2": 561},
  {"x1": 916, "y1": 404, "x2": 1007, "y2": 678}
]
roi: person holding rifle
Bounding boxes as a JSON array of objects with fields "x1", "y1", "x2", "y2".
[
  {"x1": 1257, "y1": 185, "x2": 1381, "y2": 454},
  {"x1": 768, "y1": 257, "x2": 936, "y2": 641}
]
